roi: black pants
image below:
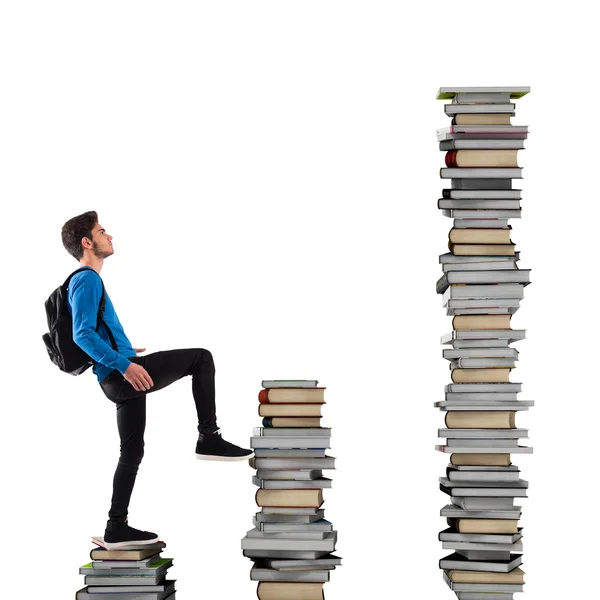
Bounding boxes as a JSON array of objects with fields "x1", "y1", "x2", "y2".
[{"x1": 99, "y1": 348, "x2": 218, "y2": 522}]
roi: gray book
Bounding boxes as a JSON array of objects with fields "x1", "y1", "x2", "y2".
[
  {"x1": 76, "y1": 581, "x2": 175, "y2": 600},
  {"x1": 243, "y1": 549, "x2": 330, "y2": 560},
  {"x1": 439, "y1": 252, "x2": 520, "y2": 264},
  {"x1": 448, "y1": 340, "x2": 512, "y2": 350},
  {"x1": 442, "y1": 330, "x2": 525, "y2": 344},
  {"x1": 253, "y1": 476, "x2": 332, "y2": 489},
  {"x1": 445, "y1": 104, "x2": 515, "y2": 115},
  {"x1": 436, "y1": 440, "x2": 533, "y2": 450},
  {"x1": 440, "y1": 479, "x2": 529, "y2": 497},
  {"x1": 438, "y1": 269, "x2": 531, "y2": 288},
  {"x1": 440, "y1": 552, "x2": 522, "y2": 573},
  {"x1": 456, "y1": 593, "x2": 514, "y2": 600},
  {"x1": 440, "y1": 139, "x2": 525, "y2": 150},
  {"x1": 440, "y1": 504, "x2": 522, "y2": 520},
  {"x1": 262, "y1": 380, "x2": 318, "y2": 388},
  {"x1": 247, "y1": 528, "x2": 327, "y2": 541},
  {"x1": 261, "y1": 555, "x2": 342, "y2": 570},
  {"x1": 251, "y1": 457, "x2": 336, "y2": 470},
  {"x1": 441, "y1": 167, "x2": 523, "y2": 179},
  {"x1": 449, "y1": 464, "x2": 519, "y2": 471},
  {"x1": 443, "y1": 348, "x2": 518, "y2": 359},
  {"x1": 256, "y1": 469, "x2": 323, "y2": 480},
  {"x1": 443, "y1": 571, "x2": 524, "y2": 592},
  {"x1": 438, "y1": 445, "x2": 532, "y2": 455},
  {"x1": 441, "y1": 477, "x2": 529, "y2": 489},
  {"x1": 436, "y1": 401, "x2": 533, "y2": 411},
  {"x1": 250, "y1": 567, "x2": 330, "y2": 582},
  {"x1": 262, "y1": 507, "x2": 322, "y2": 516},
  {"x1": 454, "y1": 218, "x2": 510, "y2": 228},
  {"x1": 442, "y1": 284, "x2": 525, "y2": 301},
  {"x1": 84, "y1": 574, "x2": 166, "y2": 586},
  {"x1": 255, "y1": 510, "x2": 325, "y2": 524},
  {"x1": 451, "y1": 496, "x2": 515, "y2": 510},
  {"x1": 258, "y1": 519, "x2": 333, "y2": 534},
  {"x1": 250, "y1": 438, "x2": 331, "y2": 449},
  {"x1": 458, "y1": 549, "x2": 513, "y2": 561},
  {"x1": 439, "y1": 527, "x2": 523, "y2": 544},
  {"x1": 451, "y1": 178, "x2": 514, "y2": 189},
  {"x1": 253, "y1": 428, "x2": 331, "y2": 437},
  {"x1": 444, "y1": 209, "x2": 522, "y2": 219},
  {"x1": 441, "y1": 429, "x2": 527, "y2": 440},
  {"x1": 254, "y1": 449, "x2": 327, "y2": 458},
  {"x1": 451, "y1": 91, "x2": 513, "y2": 103},
  {"x1": 442, "y1": 260, "x2": 519, "y2": 272},
  {"x1": 443, "y1": 540, "x2": 522, "y2": 553},
  {"x1": 437, "y1": 128, "x2": 528, "y2": 142},
  {"x1": 241, "y1": 531, "x2": 336, "y2": 551},
  {"x1": 447, "y1": 470, "x2": 521, "y2": 483},
  {"x1": 446, "y1": 439, "x2": 521, "y2": 448},
  {"x1": 440, "y1": 189, "x2": 522, "y2": 199},
  {"x1": 445, "y1": 383, "x2": 522, "y2": 393},
  {"x1": 447, "y1": 308, "x2": 519, "y2": 316},
  {"x1": 438, "y1": 527, "x2": 523, "y2": 544},
  {"x1": 445, "y1": 299, "x2": 521, "y2": 311},
  {"x1": 449, "y1": 358, "x2": 516, "y2": 369},
  {"x1": 445, "y1": 391, "x2": 518, "y2": 400}
]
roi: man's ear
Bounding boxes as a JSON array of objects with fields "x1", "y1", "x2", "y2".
[{"x1": 81, "y1": 236, "x2": 93, "y2": 250}]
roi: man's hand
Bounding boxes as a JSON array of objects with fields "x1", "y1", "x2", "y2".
[
  {"x1": 124, "y1": 362, "x2": 154, "y2": 392},
  {"x1": 134, "y1": 347, "x2": 146, "y2": 354}
]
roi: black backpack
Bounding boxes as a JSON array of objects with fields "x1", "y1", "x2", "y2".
[{"x1": 42, "y1": 267, "x2": 117, "y2": 375}]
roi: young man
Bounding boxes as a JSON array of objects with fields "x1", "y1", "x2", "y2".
[{"x1": 61, "y1": 211, "x2": 253, "y2": 548}]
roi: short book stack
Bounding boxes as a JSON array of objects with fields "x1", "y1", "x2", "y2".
[
  {"x1": 241, "y1": 379, "x2": 341, "y2": 600},
  {"x1": 76, "y1": 538, "x2": 175, "y2": 600},
  {"x1": 435, "y1": 86, "x2": 533, "y2": 599}
]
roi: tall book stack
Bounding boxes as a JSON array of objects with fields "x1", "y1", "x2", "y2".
[
  {"x1": 241, "y1": 379, "x2": 342, "y2": 600},
  {"x1": 435, "y1": 86, "x2": 533, "y2": 599},
  {"x1": 76, "y1": 537, "x2": 175, "y2": 600}
]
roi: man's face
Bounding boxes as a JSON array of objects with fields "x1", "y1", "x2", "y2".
[{"x1": 87, "y1": 223, "x2": 114, "y2": 259}]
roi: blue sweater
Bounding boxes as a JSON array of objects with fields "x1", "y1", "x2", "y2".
[{"x1": 66, "y1": 267, "x2": 135, "y2": 383}]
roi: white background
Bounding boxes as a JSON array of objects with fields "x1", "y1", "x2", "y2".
[{"x1": 1, "y1": 2, "x2": 598, "y2": 599}]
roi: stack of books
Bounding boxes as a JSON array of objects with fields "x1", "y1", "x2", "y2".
[
  {"x1": 76, "y1": 537, "x2": 175, "y2": 600},
  {"x1": 241, "y1": 379, "x2": 342, "y2": 600},
  {"x1": 435, "y1": 86, "x2": 533, "y2": 598}
]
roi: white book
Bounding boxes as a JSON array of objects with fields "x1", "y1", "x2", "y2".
[
  {"x1": 445, "y1": 103, "x2": 515, "y2": 115},
  {"x1": 441, "y1": 330, "x2": 526, "y2": 344},
  {"x1": 241, "y1": 531, "x2": 337, "y2": 551},
  {"x1": 250, "y1": 437, "x2": 331, "y2": 449},
  {"x1": 441, "y1": 167, "x2": 523, "y2": 179},
  {"x1": 440, "y1": 504, "x2": 522, "y2": 520},
  {"x1": 262, "y1": 380, "x2": 318, "y2": 388},
  {"x1": 443, "y1": 348, "x2": 518, "y2": 359},
  {"x1": 253, "y1": 476, "x2": 332, "y2": 489},
  {"x1": 437, "y1": 444, "x2": 532, "y2": 454}
]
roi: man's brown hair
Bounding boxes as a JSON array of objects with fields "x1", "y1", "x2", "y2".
[{"x1": 61, "y1": 211, "x2": 98, "y2": 261}]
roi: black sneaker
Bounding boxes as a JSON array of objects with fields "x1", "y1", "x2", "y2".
[
  {"x1": 104, "y1": 519, "x2": 160, "y2": 549},
  {"x1": 195, "y1": 429, "x2": 254, "y2": 461}
]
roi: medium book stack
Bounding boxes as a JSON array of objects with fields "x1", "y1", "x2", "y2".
[
  {"x1": 241, "y1": 379, "x2": 342, "y2": 600},
  {"x1": 75, "y1": 538, "x2": 175, "y2": 600},
  {"x1": 435, "y1": 86, "x2": 532, "y2": 599}
]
